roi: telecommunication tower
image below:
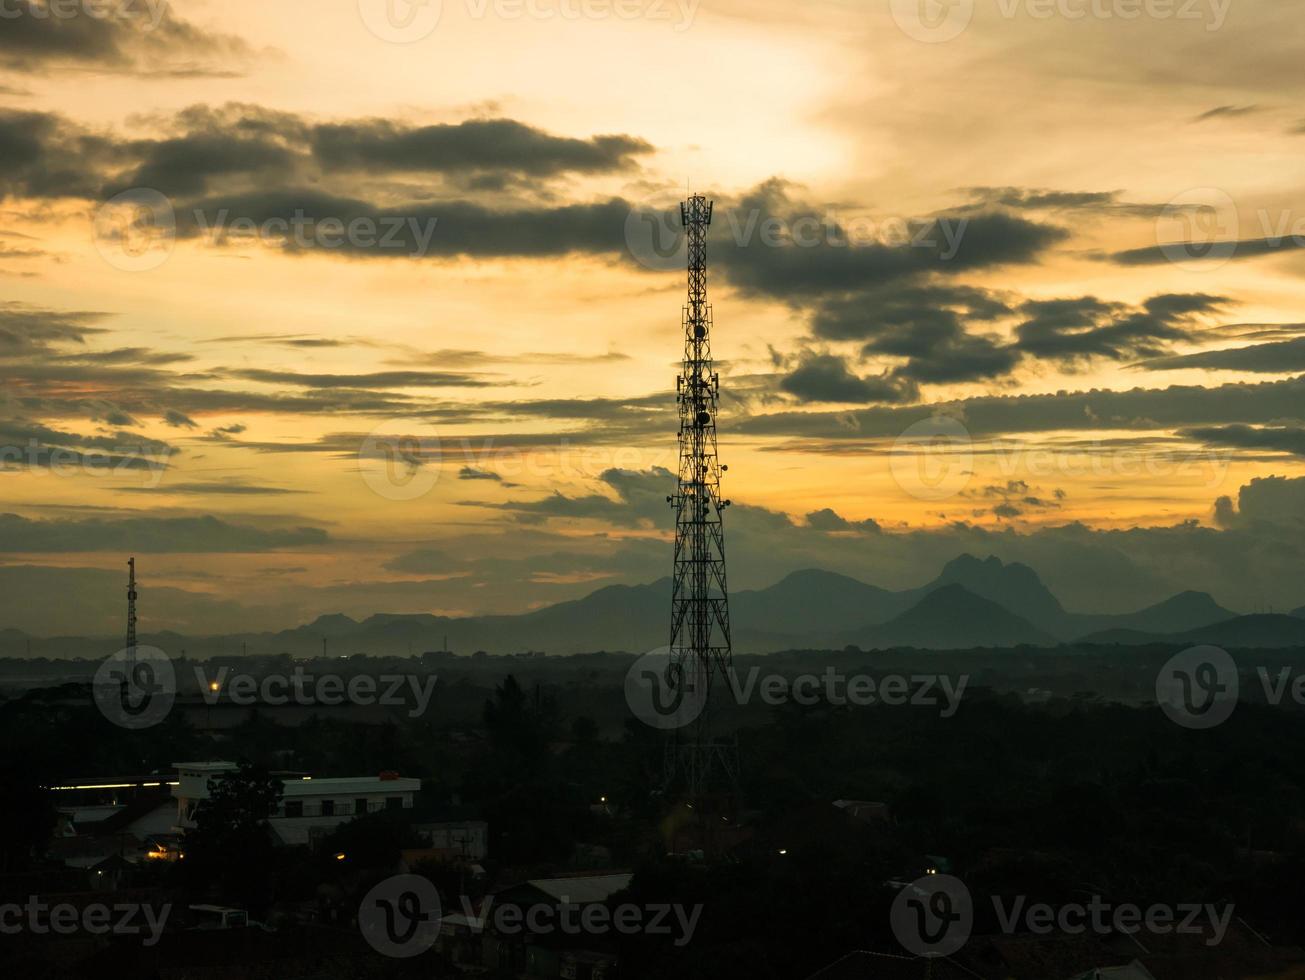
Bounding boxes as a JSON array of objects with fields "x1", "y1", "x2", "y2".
[
  {"x1": 126, "y1": 557, "x2": 138, "y2": 665},
  {"x1": 666, "y1": 194, "x2": 735, "y2": 799}
]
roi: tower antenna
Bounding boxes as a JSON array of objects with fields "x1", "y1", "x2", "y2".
[
  {"x1": 666, "y1": 193, "x2": 735, "y2": 803},
  {"x1": 126, "y1": 557, "x2": 138, "y2": 667}
]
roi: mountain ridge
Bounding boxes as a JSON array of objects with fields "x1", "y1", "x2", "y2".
[{"x1": 0, "y1": 554, "x2": 1261, "y2": 658}]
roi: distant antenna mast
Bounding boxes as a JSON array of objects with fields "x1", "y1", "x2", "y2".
[
  {"x1": 666, "y1": 194, "x2": 734, "y2": 799},
  {"x1": 126, "y1": 557, "x2": 138, "y2": 666}
]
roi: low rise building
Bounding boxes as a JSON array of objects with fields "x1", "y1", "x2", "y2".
[{"x1": 172, "y1": 762, "x2": 421, "y2": 845}]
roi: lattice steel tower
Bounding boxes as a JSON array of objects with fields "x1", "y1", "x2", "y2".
[
  {"x1": 126, "y1": 557, "x2": 138, "y2": 665},
  {"x1": 666, "y1": 194, "x2": 734, "y2": 798}
]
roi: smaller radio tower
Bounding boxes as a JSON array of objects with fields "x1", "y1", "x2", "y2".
[{"x1": 126, "y1": 557, "x2": 138, "y2": 665}]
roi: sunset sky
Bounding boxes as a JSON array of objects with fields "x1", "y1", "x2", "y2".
[{"x1": 3, "y1": 0, "x2": 1305, "y2": 634}]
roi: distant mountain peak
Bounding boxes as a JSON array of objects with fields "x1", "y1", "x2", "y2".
[
  {"x1": 307, "y1": 613, "x2": 361, "y2": 634},
  {"x1": 930, "y1": 553, "x2": 1066, "y2": 627},
  {"x1": 859, "y1": 583, "x2": 1056, "y2": 650}
]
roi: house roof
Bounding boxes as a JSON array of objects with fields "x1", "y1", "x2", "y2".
[
  {"x1": 806, "y1": 951, "x2": 977, "y2": 979},
  {"x1": 522, "y1": 874, "x2": 633, "y2": 905},
  {"x1": 1070, "y1": 964, "x2": 1159, "y2": 980}
]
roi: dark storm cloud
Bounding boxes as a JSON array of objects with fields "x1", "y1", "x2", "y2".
[
  {"x1": 1193, "y1": 105, "x2": 1261, "y2": 122},
  {"x1": 173, "y1": 189, "x2": 632, "y2": 258},
  {"x1": 965, "y1": 480, "x2": 1065, "y2": 522},
  {"x1": 0, "y1": 302, "x2": 107, "y2": 351},
  {"x1": 459, "y1": 466, "x2": 503, "y2": 481},
  {"x1": 0, "y1": 1, "x2": 253, "y2": 75},
  {"x1": 0, "y1": 414, "x2": 172, "y2": 459},
  {"x1": 805, "y1": 508, "x2": 881, "y2": 533},
  {"x1": 0, "y1": 419, "x2": 172, "y2": 471},
  {"x1": 959, "y1": 187, "x2": 1170, "y2": 218},
  {"x1": 0, "y1": 103, "x2": 651, "y2": 204},
  {"x1": 738, "y1": 375, "x2": 1305, "y2": 443},
  {"x1": 711, "y1": 181, "x2": 1067, "y2": 299},
  {"x1": 231, "y1": 368, "x2": 497, "y2": 390},
  {"x1": 119, "y1": 131, "x2": 300, "y2": 198},
  {"x1": 0, "y1": 109, "x2": 125, "y2": 199},
  {"x1": 50, "y1": 346, "x2": 193, "y2": 366},
  {"x1": 1214, "y1": 475, "x2": 1305, "y2": 529},
  {"x1": 0, "y1": 513, "x2": 327, "y2": 553},
  {"x1": 409, "y1": 348, "x2": 632, "y2": 367},
  {"x1": 1014, "y1": 293, "x2": 1225, "y2": 362},
  {"x1": 798, "y1": 285, "x2": 1213, "y2": 390},
  {"x1": 810, "y1": 284, "x2": 1011, "y2": 343},
  {"x1": 1140, "y1": 336, "x2": 1305, "y2": 373},
  {"x1": 888, "y1": 332, "x2": 1019, "y2": 385},
  {"x1": 703, "y1": 184, "x2": 1064, "y2": 394},
  {"x1": 1113, "y1": 235, "x2": 1305, "y2": 266},
  {"x1": 119, "y1": 481, "x2": 306, "y2": 496},
  {"x1": 482, "y1": 467, "x2": 672, "y2": 526},
  {"x1": 807, "y1": 284, "x2": 1019, "y2": 386},
  {"x1": 310, "y1": 117, "x2": 651, "y2": 176},
  {"x1": 1181, "y1": 423, "x2": 1305, "y2": 458},
  {"x1": 778, "y1": 353, "x2": 918, "y2": 404}
]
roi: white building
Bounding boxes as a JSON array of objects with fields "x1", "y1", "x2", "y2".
[{"x1": 173, "y1": 762, "x2": 422, "y2": 845}]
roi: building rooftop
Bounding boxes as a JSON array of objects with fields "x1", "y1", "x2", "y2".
[{"x1": 523, "y1": 873, "x2": 633, "y2": 905}]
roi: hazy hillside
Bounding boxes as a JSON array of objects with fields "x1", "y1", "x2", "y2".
[
  {"x1": 0, "y1": 554, "x2": 1259, "y2": 658},
  {"x1": 849, "y1": 584, "x2": 1056, "y2": 650},
  {"x1": 1081, "y1": 614, "x2": 1305, "y2": 649}
]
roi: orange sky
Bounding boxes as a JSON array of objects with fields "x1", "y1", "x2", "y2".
[{"x1": 2, "y1": 0, "x2": 1304, "y2": 632}]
